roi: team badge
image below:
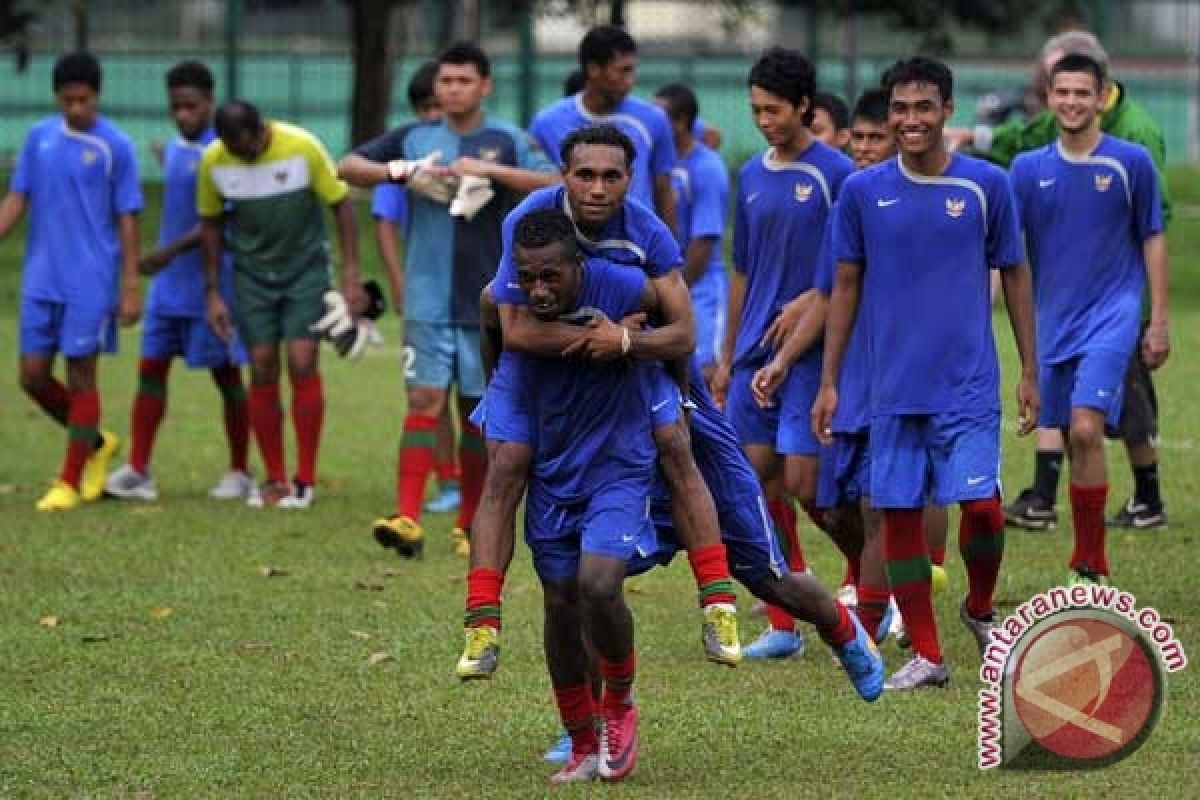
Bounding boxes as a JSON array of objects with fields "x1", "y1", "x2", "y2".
[
  {"x1": 82, "y1": 149, "x2": 97, "y2": 165},
  {"x1": 945, "y1": 197, "x2": 966, "y2": 218},
  {"x1": 478, "y1": 147, "x2": 501, "y2": 162},
  {"x1": 274, "y1": 169, "x2": 288, "y2": 184},
  {"x1": 1094, "y1": 173, "x2": 1113, "y2": 192},
  {"x1": 794, "y1": 183, "x2": 813, "y2": 203}
]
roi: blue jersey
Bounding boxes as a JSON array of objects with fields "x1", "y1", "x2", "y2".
[
  {"x1": 529, "y1": 258, "x2": 655, "y2": 504},
  {"x1": 13, "y1": 115, "x2": 143, "y2": 309},
  {"x1": 834, "y1": 154, "x2": 1024, "y2": 415},
  {"x1": 148, "y1": 128, "x2": 231, "y2": 318},
  {"x1": 673, "y1": 142, "x2": 728, "y2": 304},
  {"x1": 353, "y1": 117, "x2": 554, "y2": 325},
  {"x1": 530, "y1": 92, "x2": 676, "y2": 209},
  {"x1": 371, "y1": 182, "x2": 408, "y2": 227},
  {"x1": 732, "y1": 142, "x2": 853, "y2": 368},
  {"x1": 1011, "y1": 135, "x2": 1162, "y2": 365},
  {"x1": 815, "y1": 221, "x2": 869, "y2": 433}
]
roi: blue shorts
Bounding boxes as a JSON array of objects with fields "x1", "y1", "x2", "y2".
[
  {"x1": 525, "y1": 479, "x2": 654, "y2": 583},
  {"x1": 870, "y1": 411, "x2": 1001, "y2": 508},
  {"x1": 816, "y1": 430, "x2": 870, "y2": 510},
  {"x1": 643, "y1": 364, "x2": 682, "y2": 429},
  {"x1": 404, "y1": 321, "x2": 484, "y2": 398},
  {"x1": 142, "y1": 312, "x2": 247, "y2": 368},
  {"x1": 777, "y1": 359, "x2": 821, "y2": 456},
  {"x1": 1039, "y1": 349, "x2": 1129, "y2": 430},
  {"x1": 691, "y1": 290, "x2": 726, "y2": 371},
  {"x1": 20, "y1": 297, "x2": 117, "y2": 358},
  {"x1": 474, "y1": 353, "x2": 533, "y2": 445},
  {"x1": 728, "y1": 362, "x2": 778, "y2": 447}
]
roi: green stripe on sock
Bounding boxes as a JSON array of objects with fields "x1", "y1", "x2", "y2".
[
  {"x1": 459, "y1": 429, "x2": 485, "y2": 455},
  {"x1": 138, "y1": 375, "x2": 166, "y2": 398},
  {"x1": 402, "y1": 430, "x2": 437, "y2": 449},
  {"x1": 68, "y1": 423, "x2": 98, "y2": 443},
  {"x1": 962, "y1": 532, "x2": 1005, "y2": 561},
  {"x1": 698, "y1": 580, "x2": 735, "y2": 602},
  {"x1": 465, "y1": 605, "x2": 502, "y2": 627},
  {"x1": 218, "y1": 381, "x2": 246, "y2": 404},
  {"x1": 886, "y1": 556, "x2": 932, "y2": 590}
]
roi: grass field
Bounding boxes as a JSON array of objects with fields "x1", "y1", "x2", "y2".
[{"x1": 1, "y1": 173, "x2": 1198, "y2": 799}]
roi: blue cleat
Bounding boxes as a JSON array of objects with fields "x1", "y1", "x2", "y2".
[
  {"x1": 424, "y1": 485, "x2": 462, "y2": 514},
  {"x1": 834, "y1": 613, "x2": 885, "y2": 702},
  {"x1": 875, "y1": 599, "x2": 896, "y2": 646},
  {"x1": 743, "y1": 627, "x2": 805, "y2": 660},
  {"x1": 542, "y1": 730, "x2": 572, "y2": 764}
]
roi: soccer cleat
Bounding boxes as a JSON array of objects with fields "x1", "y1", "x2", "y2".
[
  {"x1": 424, "y1": 485, "x2": 462, "y2": 514},
  {"x1": 743, "y1": 626, "x2": 804, "y2": 660},
  {"x1": 246, "y1": 480, "x2": 292, "y2": 509},
  {"x1": 542, "y1": 731, "x2": 573, "y2": 764},
  {"x1": 372, "y1": 514, "x2": 424, "y2": 559},
  {"x1": 451, "y1": 527, "x2": 470, "y2": 558},
  {"x1": 834, "y1": 612, "x2": 885, "y2": 702},
  {"x1": 549, "y1": 749, "x2": 600, "y2": 784},
  {"x1": 959, "y1": 601, "x2": 997, "y2": 659},
  {"x1": 81, "y1": 430, "x2": 120, "y2": 502},
  {"x1": 1068, "y1": 568, "x2": 1110, "y2": 587},
  {"x1": 889, "y1": 597, "x2": 908, "y2": 647},
  {"x1": 36, "y1": 480, "x2": 81, "y2": 512},
  {"x1": 884, "y1": 655, "x2": 950, "y2": 691},
  {"x1": 104, "y1": 464, "x2": 159, "y2": 501},
  {"x1": 1003, "y1": 488, "x2": 1058, "y2": 531},
  {"x1": 836, "y1": 583, "x2": 858, "y2": 609},
  {"x1": 210, "y1": 470, "x2": 255, "y2": 500},
  {"x1": 874, "y1": 599, "x2": 897, "y2": 645},
  {"x1": 931, "y1": 564, "x2": 948, "y2": 594},
  {"x1": 702, "y1": 604, "x2": 742, "y2": 666},
  {"x1": 598, "y1": 703, "x2": 639, "y2": 782},
  {"x1": 1108, "y1": 498, "x2": 1167, "y2": 530},
  {"x1": 277, "y1": 480, "x2": 315, "y2": 510},
  {"x1": 455, "y1": 625, "x2": 499, "y2": 680}
]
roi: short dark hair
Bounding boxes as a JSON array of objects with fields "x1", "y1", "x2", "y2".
[
  {"x1": 514, "y1": 209, "x2": 578, "y2": 257},
  {"x1": 560, "y1": 124, "x2": 637, "y2": 171},
  {"x1": 563, "y1": 68, "x2": 586, "y2": 97},
  {"x1": 166, "y1": 60, "x2": 214, "y2": 94},
  {"x1": 814, "y1": 91, "x2": 850, "y2": 130},
  {"x1": 53, "y1": 52, "x2": 101, "y2": 92},
  {"x1": 1050, "y1": 52, "x2": 1107, "y2": 90},
  {"x1": 408, "y1": 61, "x2": 438, "y2": 110},
  {"x1": 438, "y1": 40, "x2": 490, "y2": 78},
  {"x1": 579, "y1": 25, "x2": 637, "y2": 70},
  {"x1": 748, "y1": 47, "x2": 817, "y2": 125},
  {"x1": 882, "y1": 56, "x2": 953, "y2": 104},
  {"x1": 852, "y1": 89, "x2": 889, "y2": 126},
  {"x1": 654, "y1": 83, "x2": 699, "y2": 129},
  {"x1": 215, "y1": 99, "x2": 264, "y2": 140}
]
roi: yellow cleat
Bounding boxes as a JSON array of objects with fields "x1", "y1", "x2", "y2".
[
  {"x1": 81, "y1": 430, "x2": 120, "y2": 502},
  {"x1": 931, "y1": 564, "x2": 948, "y2": 595},
  {"x1": 372, "y1": 514, "x2": 424, "y2": 559},
  {"x1": 702, "y1": 604, "x2": 742, "y2": 666},
  {"x1": 36, "y1": 480, "x2": 82, "y2": 512},
  {"x1": 452, "y1": 527, "x2": 470, "y2": 558},
  {"x1": 456, "y1": 625, "x2": 499, "y2": 680}
]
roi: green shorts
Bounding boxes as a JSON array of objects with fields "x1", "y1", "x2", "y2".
[{"x1": 232, "y1": 264, "x2": 331, "y2": 347}]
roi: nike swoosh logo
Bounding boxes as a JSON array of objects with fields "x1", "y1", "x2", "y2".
[
  {"x1": 877, "y1": 198, "x2": 899, "y2": 207},
  {"x1": 1097, "y1": 389, "x2": 1111, "y2": 397},
  {"x1": 651, "y1": 399, "x2": 671, "y2": 412},
  {"x1": 967, "y1": 476, "x2": 988, "y2": 486},
  {"x1": 746, "y1": 192, "x2": 759, "y2": 204},
  {"x1": 505, "y1": 282, "x2": 520, "y2": 289},
  {"x1": 1039, "y1": 179, "x2": 1056, "y2": 188},
  {"x1": 621, "y1": 534, "x2": 635, "y2": 543}
]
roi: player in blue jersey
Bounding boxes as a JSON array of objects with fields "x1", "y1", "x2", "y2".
[
  {"x1": 712, "y1": 47, "x2": 855, "y2": 660},
  {"x1": 338, "y1": 42, "x2": 558, "y2": 555},
  {"x1": 1010, "y1": 54, "x2": 1167, "y2": 585},
  {"x1": 653, "y1": 84, "x2": 729, "y2": 385},
  {"x1": 530, "y1": 25, "x2": 677, "y2": 228},
  {"x1": 810, "y1": 91, "x2": 851, "y2": 152},
  {"x1": 815, "y1": 57, "x2": 1039, "y2": 690},
  {"x1": 457, "y1": 125, "x2": 742, "y2": 681},
  {"x1": 103, "y1": 61, "x2": 252, "y2": 503},
  {"x1": 0, "y1": 52, "x2": 143, "y2": 512}
]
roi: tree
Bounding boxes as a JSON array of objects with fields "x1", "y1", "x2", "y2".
[
  {"x1": 0, "y1": 0, "x2": 36, "y2": 71},
  {"x1": 345, "y1": 0, "x2": 412, "y2": 146}
]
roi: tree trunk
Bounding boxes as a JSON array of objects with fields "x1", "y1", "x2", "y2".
[{"x1": 349, "y1": 0, "x2": 401, "y2": 147}]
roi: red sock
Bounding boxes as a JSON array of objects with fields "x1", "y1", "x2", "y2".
[
  {"x1": 130, "y1": 357, "x2": 170, "y2": 473},
  {"x1": 929, "y1": 544, "x2": 946, "y2": 568},
  {"x1": 553, "y1": 685, "x2": 598, "y2": 753},
  {"x1": 61, "y1": 389, "x2": 99, "y2": 488},
  {"x1": 1069, "y1": 483, "x2": 1109, "y2": 576},
  {"x1": 436, "y1": 459, "x2": 460, "y2": 485},
  {"x1": 765, "y1": 498, "x2": 802, "y2": 632},
  {"x1": 959, "y1": 497, "x2": 1005, "y2": 619},
  {"x1": 856, "y1": 585, "x2": 891, "y2": 642},
  {"x1": 818, "y1": 600, "x2": 857, "y2": 649},
  {"x1": 396, "y1": 413, "x2": 438, "y2": 520},
  {"x1": 456, "y1": 412, "x2": 485, "y2": 531},
  {"x1": 212, "y1": 365, "x2": 249, "y2": 472},
  {"x1": 687, "y1": 543, "x2": 736, "y2": 607},
  {"x1": 464, "y1": 567, "x2": 503, "y2": 629},
  {"x1": 884, "y1": 508, "x2": 940, "y2": 663},
  {"x1": 248, "y1": 382, "x2": 286, "y2": 483},
  {"x1": 290, "y1": 373, "x2": 323, "y2": 486},
  {"x1": 596, "y1": 651, "x2": 636, "y2": 709},
  {"x1": 27, "y1": 377, "x2": 71, "y2": 426}
]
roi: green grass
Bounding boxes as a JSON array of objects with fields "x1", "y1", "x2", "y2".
[{"x1": 2, "y1": 172, "x2": 1199, "y2": 798}]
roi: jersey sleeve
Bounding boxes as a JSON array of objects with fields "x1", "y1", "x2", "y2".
[
  {"x1": 10, "y1": 129, "x2": 36, "y2": 194},
  {"x1": 353, "y1": 127, "x2": 408, "y2": 163},
  {"x1": 305, "y1": 133, "x2": 349, "y2": 205},
  {"x1": 596, "y1": 260, "x2": 649, "y2": 319},
  {"x1": 832, "y1": 177, "x2": 865, "y2": 265},
  {"x1": 641, "y1": 214, "x2": 683, "y2": 278},
  {"x1": 688, "y1": 158, "x2": 726, "y2": 240},
  {"x1": 985, "y1": 170, "x2": 1025, "y2": 269},
  {"x1": 372, "y1": 183, "x2": 408, "y2": 224},
  {"x1": 648, "y1": 110, "x2": 678, "y2": 178},
  {"x1": 111, "y1": 134, "x2": 144, "y2": 215},
  {"x1": 1007, "y1": 154, "x2": 1032, "y2": 232},
  {"x1": 814, "y1": 219, "x2": 836, "y2": 295},
  {"x1": 491, "y1": 201, "x2": 530, "y2": 305},
  {"x1": 731, "y1": 179, "x2": 748, "y2": 273},
  {"x1": 529, "y1": 111, "x2": 560, "y2": 167},
  {"x1": 196, "y1": 146, "x2": 224, "y2": 217},
  {"x1": 1129, "y1": 147, "x2": 1164, "y2": 242}
]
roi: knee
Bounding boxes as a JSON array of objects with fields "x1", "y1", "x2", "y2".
[
  {"x1": 1069, "y1": 414, "x2": 1104, "y2": 453},
  {"x1": 543, "y1": 582, "x2": 577, "y2": 618},
  {"x1": 577, "y1": 569, "x2": 622, "y2": 610},
  {"x1": 960, "y1": 496, "x2": 1001, "y2": 525},
  {"x1": 654, "y1": 424, "x2": 697, "y2": 481},
  {"x1": 407, "y1": 388, "x2": 443, "y2": 417},
  {"x1": 484, "y1": 443, "x2": 530, "y2": 495},
  {"x1": 18, "y1": 369, "x2": 46, "y2": 396}
]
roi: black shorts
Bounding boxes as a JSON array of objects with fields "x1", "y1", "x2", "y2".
[{"x1": 1106, "y1": 326, "x2": 1158, "y2": 444}]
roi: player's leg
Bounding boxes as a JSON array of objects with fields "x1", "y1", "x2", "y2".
[
  {"x1": 280, "y1": 336, "x2": 322, "y2": 507},
  {"x1": 1110, "y1": 346, "x2": 1166, "y2": 529},
  {"x1": 234, "y1": 272, "x2": 290, "y2": 507},
  {"x1": 1003, "y1": 427, "x2": 1063, "y2": 530},
  {"x1": 209, "y1": 357, "x2": 253, "y2": 499},
  {"x1": 451, "y1": 327, "x2": 487, "y2": 556},
  {"x1": 542, "y1": 576, "x2": 600, "y2": 783},
  {"x1": 18, "y1": 298, "x2": 71, "y2": 429},
  {"x1": 51, "y1": 354, "x2": 103, "y2": 508},
  {"x1": 924, "y1": 503, "x2": 949, "y2": 592},
  {"x1": 425, "y1": 401, "x2": 462, "y2": 514}
]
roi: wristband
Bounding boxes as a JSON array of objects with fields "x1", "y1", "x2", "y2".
[{"x1": 620, "y1": 326, "x2": 632, "y2": 355}]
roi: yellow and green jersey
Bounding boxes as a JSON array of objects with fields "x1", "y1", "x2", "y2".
[{"x1": 197, "y1": 121, "x2": 348, "y2": 282}]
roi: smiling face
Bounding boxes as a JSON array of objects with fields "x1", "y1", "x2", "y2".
[
  {"x1": 888, "y1": 81, "x2": 953, "y2": 160},
  {"x1": 514, "y1": 239, "x2": 582, "y2": 320},
  {"x1": 562, "y1": 143, "x2": 631, "y2": 229},
  {"x1": 750, "y1": 85, "x2": 808, "y2": 151},
  {"x1": 849, "y1": 117, "x2": 895, "y2": 169},
  {"x1": 1049, "y1": 69, "x2": 1105, "y2": 135}
]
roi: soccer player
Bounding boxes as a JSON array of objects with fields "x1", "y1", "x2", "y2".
[
  {"x1": 815, "y1": 57, "x2": 1039, "y2": 690},
  {"x1": 456, "y1": 125, "x2": 740, "y2": 680},
  {"x1": 370, "y1": 61, "x2": 464, "y2": 518},
  {"x1": 104, "y1": 61, "x2": 252, "y2": 502},
  {"x1": 197, "y1": 100, "x2": 362, "y2": 508},
  {"x1": 712, "y1": 47, "x2": 854, "y2": 660},
  {"x1": 530, "y1": 25, "x2": 677, "y2": 229},
  {"x1": 811, "y1": 91, "x2": 851, "y2": 151},
  {"x1": 653, "y1": 83, "x2": 728, "y2": 384},
  {"x1": 338, "y1": 41, "x2": 558, "y2": 554},
  {"x1": 0, "y1": 52, "x2": 142, "y2": 511},
  {"x1": 1010, "y1": 53, "x2": 1167, "y2": 584}
]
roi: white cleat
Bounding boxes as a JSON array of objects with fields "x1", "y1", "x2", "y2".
[
  {"x1": 104, "y1": 464, "x2": 159, "y2": 501},
  {"x1": 277, "y1": 481, "x2": 315, "y2": 510},
  {"x1": 209, "y1": 470, "x2": 255, "y2": 500}
]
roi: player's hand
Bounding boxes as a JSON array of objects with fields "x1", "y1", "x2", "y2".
[
  {"x1": 450, "y1": 156, "x2": 495, "y2": 179},
  {"x1": 561, "y1": 317, "x2": 625, "y2": 361},
  {"x1": 206, "y1": 290, "x2": 234, "y2": 343},
  {"x1": 710, "y1": 359, "x2": 731, "y2": 411},
  {"x1": 139, "y1": 250, "x2": 172, "y2": 276},
  {"x1": 761, "y1": 290, "x2": 814, "y2": 351},
  {"x1": 1142, "y1": 321, "x2": 1170, "y2": 370},
  {"x1": 617, "y1": 311, "x2": 648, "y2": 330},
  {"x1": 945, "y1": 127, "x2": 974, "y2": 152},
  {"x1": 341, "y1": 276, "x2": 368, "y2": 319},
  {"x1": 1015, "y1": 371, "x2": 1039, "y2": 436},
  {"x1": 811, "y1": 385, "x2": 839, "y2": 446},
  {"x1": 751, "y1": 358, "x2": 786, "y2": 408},
  {"x1": 118, "y1": 285, "x2": 142, "y2": 327}
]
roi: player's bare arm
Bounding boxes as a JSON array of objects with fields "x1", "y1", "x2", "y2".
[
  {"x1": 480, "y1": 285, "x2": 502, "y2": 382},
  {"x1": 331, "y1": 197, "x2": 366, "y2": 316},
  {"x1": 1142, "y1": 232, "x2": 1170, "y2": 369},
  {"x1": 760, "y1": 288, "x2": 818, "y2": 351},
  {"x1": 681, "y1": 236, "x2": 715, "y2": 287},
  {"x1": 450, "y1": 156, "x2": 560, "y2": 193},
  {"x1": 200, "y1": 215, "x2": 233, "y2": 342},
  {"x1": 0, "y1": 192, "x2": 28, "y2": 239},
  {"x1": 117, "y1": 212, "x2": 143, "y2": 326},
  {"x1": 653, "y1": 172, "x2": 678, "y2": 234},
  {"x1": 813, "y1": 260, "x2": 863, "y2": 444},
  {"x1": 753, "y1": 291, "x2": 829, "y2": 408},
  {"x1": 336, "y1": 151, "x2": 391, "y2": 187},
  {"x1": 998, "y1": 262, "x2": 1039, "y2": 435},
  {"x1": 711, "y1": 270, "x2": 746, "y2": 407},
  {"x1": 500, "y1": 302, "x2": 595, "y2": 356},
  {"x1": 140, "y1": 221, "x2": 202, "y2": 275},
  {"x1": 374, "y1": 218, "x2": 405, "y2": 312}
]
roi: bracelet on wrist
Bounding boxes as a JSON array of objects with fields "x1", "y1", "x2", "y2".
[{"x1": 620, "y1": 326, "x2": 632, "y2": 355}]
